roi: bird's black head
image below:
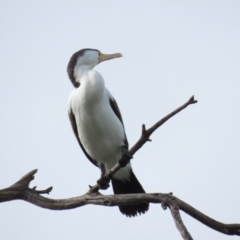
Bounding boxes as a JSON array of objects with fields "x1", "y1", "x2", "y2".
[
  {"x1": 67, "y1": 48, "x2": 122, "y2": 88},
  {"x1": 67, "y1": 48, "x2": 99, "y2": 88}
]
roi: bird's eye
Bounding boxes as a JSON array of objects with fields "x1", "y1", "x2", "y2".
[{"x1": 98, "y1": 52, "x2": 101, "y2": 61}]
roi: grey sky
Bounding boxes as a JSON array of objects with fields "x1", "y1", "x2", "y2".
[{"x1": 0, "y1": 1, "x2": 240, "y2": 239}]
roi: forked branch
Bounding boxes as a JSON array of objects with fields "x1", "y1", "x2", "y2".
[
  {"x1": 1, "y1": 96, "x2": 239, "y2": 239},
  {"x1": 0, "y1": 169, "x2": 240, "y2": 239},
  {"x1": 90, "y1": 95, "x2": 197, "y2": 193}
]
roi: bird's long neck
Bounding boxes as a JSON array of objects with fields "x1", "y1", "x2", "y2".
[
  {"x1": 76, "y1": 67, "x2": 106, "y2": 105},
  {"x1": 74, "y1": 65, "x2": 93, "y2": 83}
]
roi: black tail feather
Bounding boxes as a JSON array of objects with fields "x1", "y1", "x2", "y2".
[{"x1": 111, "y1": 170, "x2": 149, "y2": 217}]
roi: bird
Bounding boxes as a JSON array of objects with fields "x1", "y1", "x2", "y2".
[{"x1": 67, "y1": 48, "x2": 149, "y2": 217}]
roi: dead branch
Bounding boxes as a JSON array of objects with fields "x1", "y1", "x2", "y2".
[
  {"x1": 0, "y1": 169, "x2": 240, "y2": 239},
  {"x1": 167, "y1": 203, "x2": 194, "y2": 240},
  {"x1": 1, "y1": 96, "x2": 239, "y2": 239},
  {"x1": 90, "y1": 95, "x2": 198, "y2": 194}
]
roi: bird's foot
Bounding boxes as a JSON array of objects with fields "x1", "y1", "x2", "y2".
[
  {"x1": 118, "y1": 146, "x2": 133, "y2": 167},
  {"x1": 97, "y1": 171, "x2": 112, "y2": 190}
]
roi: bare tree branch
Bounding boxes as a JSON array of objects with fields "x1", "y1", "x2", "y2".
[
  {"x1": 167, "y1": 203, "x2": 194, "y2": 240},
  {"x1": 1, "y1": 96, "x2": 239, "y2": 239},
  {"x1": 0, "y1": 169, "x2": 240, "y2": 238},
  {"x1": 90, "y1": 95, "x2": 198, "y2": 194}
]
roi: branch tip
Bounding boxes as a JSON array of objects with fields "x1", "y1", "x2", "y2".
[
  {"x1": 189, "y1": 95, "x2": 198, "y2": 104},
  {"x1": 19, "y1": 169, "x2": 38, "y2": 181},
  {"x1": 9, "y1": 169, "x2": 39, "y2": 189},
  {"x1": 142, "y1": 124, "x2": 147, "y2": 134},
  {"x1": 32, "y1": 186, "x2": 53, "y2": 195}
]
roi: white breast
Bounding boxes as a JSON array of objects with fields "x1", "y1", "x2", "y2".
[{"x1": 69, "y1": 70, "x2": 131, "y2": 180}]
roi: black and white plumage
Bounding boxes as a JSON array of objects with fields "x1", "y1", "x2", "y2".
[{"x1": 67, "y1": 48, "x2": 149, "y2": 217}]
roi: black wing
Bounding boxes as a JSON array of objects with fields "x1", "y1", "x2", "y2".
[
  {"x1": 109, "y1": 97, "x2": 129, "y2": 150},
  {"x1": 68, "y1": 109, "x2": 98, "y2": 167}
]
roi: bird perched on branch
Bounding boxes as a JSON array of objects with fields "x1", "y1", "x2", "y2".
[{"x1": 67, "y1": 48, "x2": 149, "y2": 217}]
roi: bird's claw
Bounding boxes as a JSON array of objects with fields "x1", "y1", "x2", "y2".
[{"x1": 97, "y1": 171, "x2": 112, "y2": 190}]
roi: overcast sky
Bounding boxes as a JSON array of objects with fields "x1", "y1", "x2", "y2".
[{"x1": 0, "y1": 1, "x2": 240, "y2": 239}]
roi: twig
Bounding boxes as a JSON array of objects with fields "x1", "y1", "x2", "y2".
[
  {"x1": 89, "y1": 96, "x2": 198, "y2": 194},
  {"x1": 168, "y1": 204, "x2": 193, "y2": 240}
]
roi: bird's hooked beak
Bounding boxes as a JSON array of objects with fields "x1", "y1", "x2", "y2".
[{"x1": 98, "y1": 52, "x2": 123, "y2": 63}]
